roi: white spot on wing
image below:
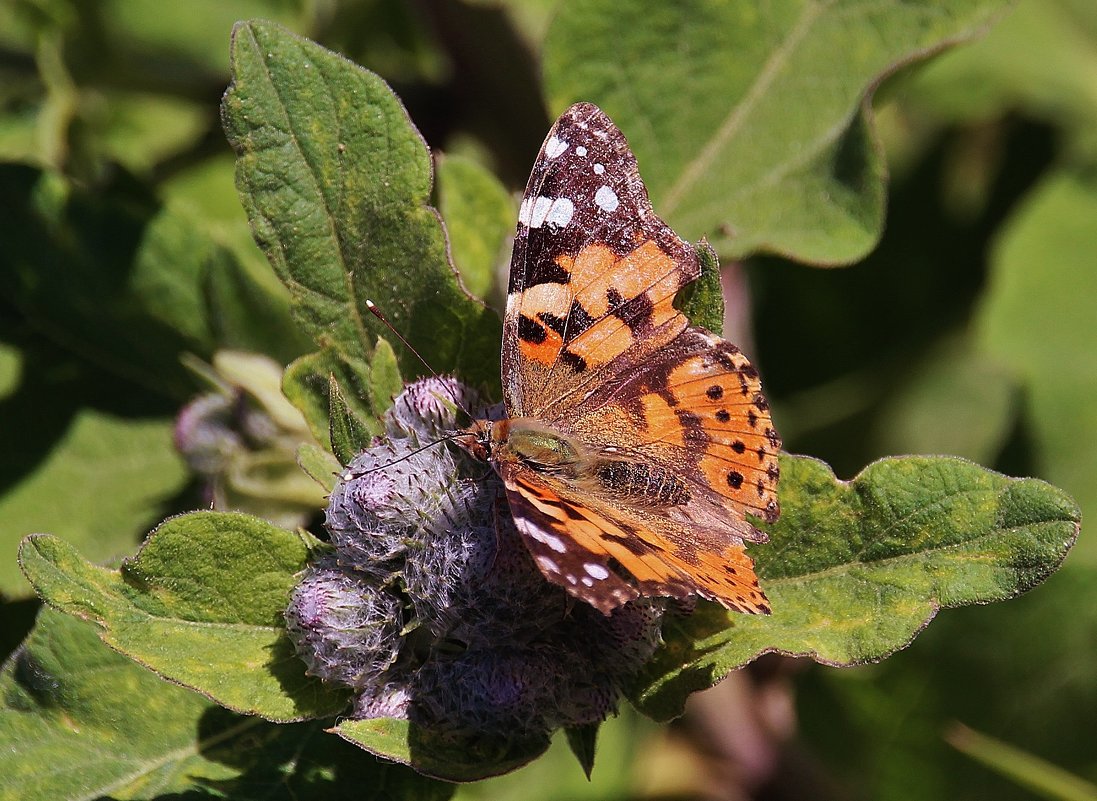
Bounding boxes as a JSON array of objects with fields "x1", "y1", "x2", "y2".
[
  {"x1": 593, "y1": 163, "x2": 605, "y2": 175},
  {"x1": 536, "y1": 555, "x2": 560, "y2": 573},
  {"x1": 595, "y1": 185, "x2": 619, "y2": 213},
  {"x1": 584, "y1": 562, "x2": 610, "y2": 580},
  {"x1": 544, "y1": 197, "x2": 574, "y2": 229},
  {"x1": 545, "y1": 136, "x2": 568, "y2": 159},
  {"x1": 575, "y1": 145, "x2": 588, "y2": 157},
  {"x1": 529, "y1": 528, "x2": 567, "y2": 553},
  {"x1": 581, "y1": 576, "x2": 594, "y2": 587},
  {"x1": 518, "y1": 197, "x2": 532, "y2": 226},
  {"x1": 524, "y1": 196, "x2": 574, "y2": 230},
  {"x1": 529, "y1": 196, "x2": 553, "y2": 227}
]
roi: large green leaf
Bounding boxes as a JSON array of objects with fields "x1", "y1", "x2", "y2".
[
  {"x1": 0, "y1": 608, "x2": 230, "y2": 801},
  {"x1": 0, "y1": 406, "x2": 187, "y2": 598},
  {"x1": 977, "y1": 169, "x2": 1097, "y2": 563},
  {"x1": 223, "y1": 20, "x2": 500, "y2": 388},
  {"x1": 900, "y1": 0, "x2": 1097, "y2": 158},
  {"x1": 18, "y1": 512, "x2": 349, "y2": 722},
  {"x1": 543, "y1": 0, "x2": 1011, "y2": 264},
  {"x1": 0, "y1": 608, "x2": 450, "y2": 801},
  {"x1": 631, "y1": 454, "x2": 1079, "y2": 720}
]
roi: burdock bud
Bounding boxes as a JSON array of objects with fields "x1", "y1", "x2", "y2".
[
  {"x1": 403, "y1": 482, "x2": 568, "y2": 644},
  {"x1": 289, "y1": 377, "x2": 668, "y2": 750},
  {"x1": 385, "y1": 376, "x2": 483, "y2": 442},
  {"x1": 174, "y1": 393, "x2": 244, "y2": 476},
  {"x1": 409, "y1": 647, "x2": 565, "y2": 738},
  {"x1": 572, "y1": 599, "x2": 665, "y2": 674},
  {"x1": 284, "y1": 555, "x2": 405, "y2": 689},
  {"x1": 325, "y1": 436, "x2": 465, "y2": 577},
  {"x1": 353, "y1": 680, "x2": 412, "y2": 721}
]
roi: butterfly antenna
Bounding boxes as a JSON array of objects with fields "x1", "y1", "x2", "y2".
[
  {"x1": 365, "y1": 299, "x2": 474, "y2": 419},
  {"x1": 346, "y1": 431, "x2": 464, "y2": 476}
]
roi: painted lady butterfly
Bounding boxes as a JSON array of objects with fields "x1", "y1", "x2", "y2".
[{"x1": 460, "y1": 103, "x2": 780, "y2": 615}]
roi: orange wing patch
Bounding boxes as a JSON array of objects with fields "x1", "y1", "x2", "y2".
[{"x1": 514, "y1": 239, "x2": 693, "y2": 374}]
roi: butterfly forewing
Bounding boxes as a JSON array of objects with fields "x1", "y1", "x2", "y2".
[{"x1": 504, "y1": 103, "x2": 699, "y2": 419}]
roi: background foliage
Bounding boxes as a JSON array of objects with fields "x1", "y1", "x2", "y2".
[{"x1": 1, "y1": 1, "x2": 1094, "y2": 799}]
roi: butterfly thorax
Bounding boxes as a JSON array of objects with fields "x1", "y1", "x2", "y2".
[{"x1": 463, "y1": 418, "x2": 692, "y2": 508}]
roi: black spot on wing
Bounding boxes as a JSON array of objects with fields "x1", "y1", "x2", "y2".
[
  {"x1": 560, "y1": 349, "x2": 588, "y2": 373},
  {"x1": 517, "y1": 314, "x2": 547, "y2": 344},
  {"x1": 562, "y1": 300, "x2": 596, "y2": 340},
  {"x1": 516, "y1": 255, "x2": 571, "y2": 290},
  {"x1": 606, "y1": 286, "x2": 655, "y2": 334}
]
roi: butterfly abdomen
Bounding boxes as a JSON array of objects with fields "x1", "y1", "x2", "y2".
[{"x1": 594, "y1": 459, "x2": 691, "y2": 507}]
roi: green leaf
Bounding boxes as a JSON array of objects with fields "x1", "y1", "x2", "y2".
[
  {"x1": 202, "y1": 227, "x2": 314, "y2": 365},
  {"x1": 223, "y1": 20, "x2": 500, "y2": 388},
  {"x1": 977, "y1": 168, "x2": 1097, "y2": 564},
  {"x1": 283, "y1": 346, "x2": 394, "y2": 454},
  {"x1": 543, "y1": 0, "x2": 1012, "y2": 264},
  {"x1": 435, "y1": 152, "x2": 515, "y2": 305},
  {"x1": 18, "y1": 513, "x2": 350, "y2": 722},
  {"x1": 93, "y1": 91, "x2": 209, "y2": 175},
  {"x1": 336, "y1": 717, "x2": 550, "y2": 783},
  {"x1": 803, "y1": 562, "x2": 1097, "y2": 800},
  {"x1": 901, "y1": 0, "x2": 1097, "y2": 159},
  {"x1": 0, "y1": 165, "x2": 217, "y2": 396},
  {"x1": 0, "y1": 408, "x2": 187, "y2": 598},
  {"x1": 674, "y1": 240, "x2": 725, "y2": 335},
  {"x1": 0, "y1": 609, "x2": 449, "y2": 801},
  {"x1": 298, "y1": 442, "x2": 343, "y2": 493},
  {"x1": 329, "y1": 374, "x2": 373, "y2": 465},
  {"x1": 0, "y1": 607, "x2": 226, "y2": 801},
  {"x1": 370, "y1": 336, "x2": 403, "y2": 414},
  {"x1": 631, "y1": 454, "x2": 1079, "y2": 721}
]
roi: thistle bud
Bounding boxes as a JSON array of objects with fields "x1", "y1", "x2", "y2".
[{"x1": 284, "y1": 555, "x2": 404, "y2": 689}]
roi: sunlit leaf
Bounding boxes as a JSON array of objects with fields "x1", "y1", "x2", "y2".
[
  {"x1": 632, "y1": 454, "x2": 1079, "y2": 720},
  {"x1": 223, "y1": 20, "x2": 500, "y2": 387},
  {"x1": 18, "y1": 513, "x2": 349, "y2": 722},
  {"x1": 544, "y1": 0, "x2": 1012, "y2": 264}
]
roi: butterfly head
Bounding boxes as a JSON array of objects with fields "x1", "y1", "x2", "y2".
[{"x1": 455, "y1": 418, "x2": 495, "y2": 462}]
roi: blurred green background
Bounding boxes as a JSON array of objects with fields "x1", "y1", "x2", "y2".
[{"x1": 1, "y1": 1, "x2": 1094, "y2": 799}]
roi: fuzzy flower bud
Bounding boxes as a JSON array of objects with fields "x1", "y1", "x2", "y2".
[{"x1": 284, "y1": 555, "x2": 405, "y2": 689}]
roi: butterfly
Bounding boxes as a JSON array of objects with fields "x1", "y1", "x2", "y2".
[{"x1": 460, "y1": 103, "x2": 780, "y2": 616}]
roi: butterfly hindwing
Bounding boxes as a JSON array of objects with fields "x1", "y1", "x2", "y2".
[
  {"x1": 568, "y1": 325, "x2": 781, "y2": 529},
  {"x1": 500, "y1": 462, "x2": 771, "y2": 615}
]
